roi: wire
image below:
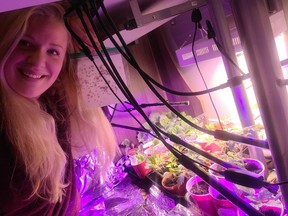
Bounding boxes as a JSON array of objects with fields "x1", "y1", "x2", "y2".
[
  {"x1": 96, "y1": 1, "x2": 219, "y2": 135},
  {"x1": 157, "y1": 126, "x2": 241, "y2": 169},
  {"x1": 109, "y1": 101, "x2": 189, "y2": 112},
  {"x1": 64, "y1": 3, "x2": 150, "y2": 133},
  {"x1": 66, "y1": 2, "x2": 186, "y2": 144},
  {"x1": 206, "y1": 20, "x2": 246, "y2": 76},
  {"x1": 93, "y1": 2, "x2": 248, "y2": 98},
  {"x1": 65, "y1": 0, "x2": 269, "y2": 157},
  {"x1": 64, "y1": 3, "x2": 272, "y2": 214},
  {"x1": 80, "y1": 1, "x2": 174, "y2": 147},
  {"x1": 191, "y1": 9, "x2": 223, "y2": 130},
  {"x1": 160, "y1": 134, "x2": 264, "y2": 216},
  {"x1": 95, "y1": 0, "x2": 269, "y2": 149},
  {"x1": 269, "y1": 180, "x2": 288, "y2": 186}
]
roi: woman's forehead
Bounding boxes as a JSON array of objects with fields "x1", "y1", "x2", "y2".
[{"x1": 25, "y1": 15, "x2": 69, "y2": 49}]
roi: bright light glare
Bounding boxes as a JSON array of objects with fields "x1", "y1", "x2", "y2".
[{"x1": 275, "y1": 33, "x2": 288, "y2": 61}]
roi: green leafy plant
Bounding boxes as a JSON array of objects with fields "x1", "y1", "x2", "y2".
[
  {"x1": 161, "y1": 153, "x2": 193, "y2": 188},
  {"x1": 149, "y1": 111, "x2": 200, "y2": 139},
  {"x1": 121, "y1": 139, "x2": 146, "y2": 164},
  {"x1": 217, "y1": 140, "x2": 250, "y2": 167},
  {"x1": 135, "y1": 150, "x2": 145, "y2": 163},
  {"x1": 131, "y1": 144, "x2": 146, "y2": 164},
  {"x1": 237, "y1": 186, "x2": 283, "y2": 215},
  {"x1": 162, "y1": 172, "x2": 187, "y2": 189},
  {"x1": 146, "y1": 151, "x2": 170, "y2": 172}
]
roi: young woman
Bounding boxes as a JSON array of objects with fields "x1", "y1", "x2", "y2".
[{"x1": 0, "y1": 2, "x2": 117, "y2": 215}]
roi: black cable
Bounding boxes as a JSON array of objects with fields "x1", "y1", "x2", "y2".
[
  {"x1": 66, "y1": 0, "x2": 269, "y2": 163},
  {"x1": 157, "y1": 126, "x2": 273, "y2": 215},
  {"x1": 67, "y1": 2, "x2": 178, "y2": 145},
  {"x1": 160, "y1": 135, "x2": 264, "y2": 216},
  {"x1": 67, "y1": 4, "x2": 133, "y2": 106},
  {"x1": 114, "y1": 118, "x2": 269, "y2": 187},
  {"x1": 157, "y1": 126, "x2": 241, "y2": 169},
  {"x1": 80, "y1": 4, "x2": 133, "y2": 103},
  {"x1": 206, "y1": 20, "x2": 246, "y2": 76},
  {"x1": 84, "y1": 1, "x2": 232, "y2": 172},
  {"x1": 109, "y1": 101, "x2": 189, "y2": 112},
  {"x1": 64, "y1": 6, "x2": 93, "y2": 61},
  {"x1": 74, "y1": 1, "x2": 172, "y2": 148},
  {"x1": 94, "y1": 1, "x2": 269, "y2": 149},
  {"x1": 65, "y1": 4, "x2": 140, "y2": 126},
  {"x1": 93, "y1": 1, "x2": 248, "y2": 97},
  {"x1": 79, "y1": 2, "x2": 142, "y2": 112},
  {"x1": 96, "y1": 1, "x2": 218, "y2": 135},
  {"x1": 65, "y1": 4, "x2": 273, "y2": 214},
  {"x1": 191, "y1": 9, "x2": 223, "y2": 130},
  {"x1": 270, "y1": 180, "x2": 288, "y2": 186},
  {"x1": 64, "y1": 3, "x2": 150, "y2": 133}
]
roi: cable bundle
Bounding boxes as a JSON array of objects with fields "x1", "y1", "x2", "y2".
[{"x1": 63, "y1": 2, "x2": 281, "y2": 215}]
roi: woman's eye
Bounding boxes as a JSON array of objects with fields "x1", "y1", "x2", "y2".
[
  {"x1": 48, "y1": 49, "x2": 60, "y2": 56},
  {"x1": 19, "y1": 39, "x2": 31, "y2": 47}
]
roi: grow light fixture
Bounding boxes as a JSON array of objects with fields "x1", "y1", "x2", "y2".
[{"x1": 129, "y1": 0, "x2": 207, "y2": 28}]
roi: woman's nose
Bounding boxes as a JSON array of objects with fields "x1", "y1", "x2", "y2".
[{"x1": 27, "y1": 49, "x2": 46, "y2": 68}]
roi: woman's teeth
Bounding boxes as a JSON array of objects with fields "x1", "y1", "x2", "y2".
[{"x1": 23, "y1": 72, "x2": 42, "y2": 79}]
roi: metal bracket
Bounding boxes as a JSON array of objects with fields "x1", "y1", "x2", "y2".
[{"x1": 129, "y1": 0, "x2": 207, "y2": 27}]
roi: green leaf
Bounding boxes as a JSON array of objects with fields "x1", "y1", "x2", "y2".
[{"x1": 159, "y1": 115, "x2": 171, "y2": 128}]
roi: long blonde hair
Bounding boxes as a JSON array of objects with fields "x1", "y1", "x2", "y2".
[{"x1": 0, "y1": 3, "x2": 117, "y2": 203}]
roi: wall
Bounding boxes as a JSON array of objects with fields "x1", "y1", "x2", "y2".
[
  {"x1": 147, "y1": 23, "x2": 239, "y2": 123},
  {"x1": 110, "y1": 36, "x2": 169, "y2": 145},
  {"x1": 180, "y1": 56, "x2": 240, "y2": 122},
  {"x1": 111, "y1": 31, "x2": 204, "y2": 146},
  {"x1": 148, "y1": 28, "x2": 204, "y2": 119}
]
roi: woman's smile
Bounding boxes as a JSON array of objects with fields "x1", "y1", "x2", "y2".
[
  {"x1": 22, "y1": 71, "x2": 44, "y2": 79},
  {"x1": 4, "y1": 15, "x2": 68, "y2": 98}
]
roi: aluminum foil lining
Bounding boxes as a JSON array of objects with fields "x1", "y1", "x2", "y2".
[{"x1": 75, "y1": 154, "x2": 200, "y2": 215}]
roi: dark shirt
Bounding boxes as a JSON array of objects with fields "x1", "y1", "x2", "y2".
[{"x1": 0, "y1": 132, "x2": 80, "y2": 216}]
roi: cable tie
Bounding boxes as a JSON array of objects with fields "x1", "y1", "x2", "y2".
[
  {"x1": 276, "y1": 78, "x2": 288, "y2": 86},
  {"x1": 227, "y1": 75, "x2": 245, "y2": 87}
]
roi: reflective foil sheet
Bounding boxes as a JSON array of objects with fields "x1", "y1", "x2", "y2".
[{"x1": 75, "y1": 154, "x2": 201, "y2": 215}]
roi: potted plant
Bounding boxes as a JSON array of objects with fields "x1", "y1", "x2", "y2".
[
  {"x1": 194, "y1": 133, "x2": 223, "y2": 153},
  {"x1": 208, "y1": 140, "x2": 265, "y2": 179},
  {"x1": 209, "y1": 157, "x2": 265, "y2": 180},
  {"x1": 237, "y1": 187, "x2": 284, "y2": 216},
  {"x1": 146, "y1": 151, "x2": 171, "y2": 174},
  {"x1": 128, "y1": 144, "x2": 152, "y2": 179},
  {"x1": 208, "y1": 178, "x2": 242, "y2": 215},
  {"x1": 241, "y1": 158, "x2": 265, "y2": 176},
  {"x1": 149, "y1": 111, "x2": 200, "y2": 140},
  {"x1": 186, "y1": 175, "x2": 218, "y2": 216},
  {"x1": 161, "y1": 171, "x2": 189, "y2": 197},
  {"x1": 119, "y1": 138, "x2": 134, "y2": 157},
  {"x1": 160, "y1": 154, "x2": 193, "y2": 197}
]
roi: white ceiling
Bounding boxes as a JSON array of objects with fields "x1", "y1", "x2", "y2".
[
  {"x1": 0, "y1": 0, "x2": 205, "y2": 48},
  {"x1": 0, "y1": 0, "x2": 61, "y2": 13}
]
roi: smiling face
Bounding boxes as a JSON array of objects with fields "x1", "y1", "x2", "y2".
[{"x1": 3, "y1": 15, "x2": 68, "y2": 98}]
